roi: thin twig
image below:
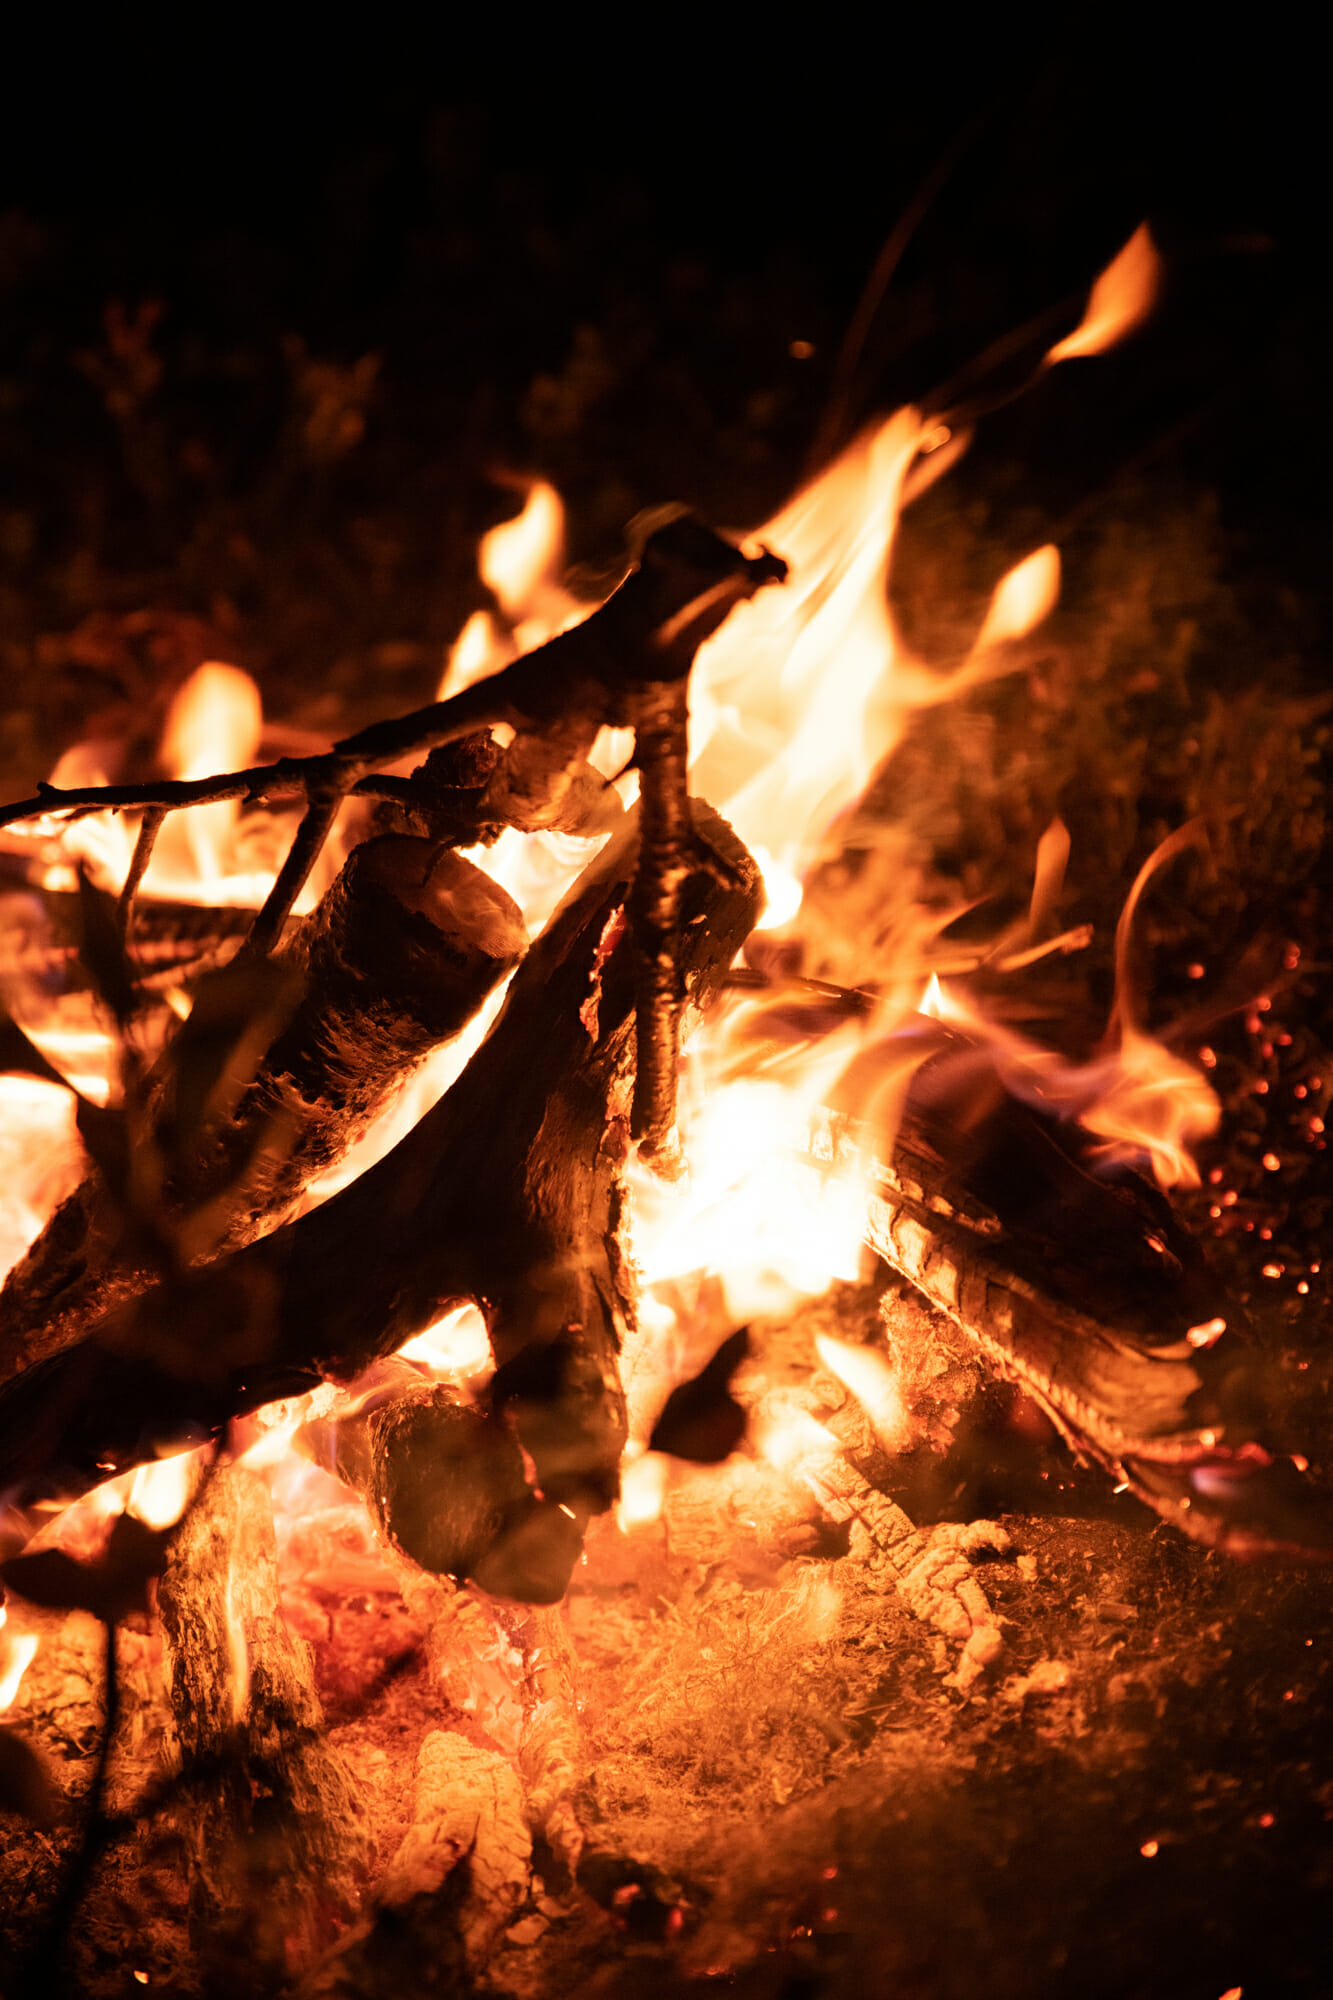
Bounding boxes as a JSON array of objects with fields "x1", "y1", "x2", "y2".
[
  {"x1": 116, "y1": 805, "x2": 166, "y2": 943},
  {"x1": 0, "y1": 662, "x2": 523, "y2": 835},
  {"x1": 239, "y1": 786, "x2": 345, "y2": 960},
  {"x1": 629, "y1": 678, "x2": 692, "y2": 1163}
]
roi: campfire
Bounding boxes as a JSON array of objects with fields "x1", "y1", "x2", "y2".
[{"x1": 0, "y1": 221, "x2": 1330, "y2": 1999}]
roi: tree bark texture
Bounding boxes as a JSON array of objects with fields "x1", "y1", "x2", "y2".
[
  {"x1": 155, "y1": 1462, "x2": 367, "y2": 1970},
  {"x1": 0, "y1": 834, "x2": 525, "y2": 1388},
  {"x1": 0, "y1": 804, "x2": 763, "y2": 1555}
]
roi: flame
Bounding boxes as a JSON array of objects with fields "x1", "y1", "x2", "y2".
[
  {"x1": 440, "y1": 479, "x2": 587, "y2": 703},
  {"x1": 0, "y1": 1627, "x2": 38, "y2": 1711},
  {"x1": 627, "y1": 1021, "x2": 870, "y2": 1328},
  {"x1": 0, "y1": 1076, "x2": 87, "y2": 1284},
  {"x1": 616, "y1": 1449, "x2": 669, "y2": 1530},
  {"x1": 814, "y1": 1333, "x2": 908, "y2": 1452},
  {"x1": 480, "y1": 481, "x2": 566, "y2": 624},
  {"x1": 127, "y1": 1448, "x2": 205, "y2": 1530},
  {"x1": 972, "y1": 545, "x2": 1060, "y2": 651},
  {"x1": 397, "y1": 1302, "x2": 493, "y2": 1381},
  {"x1": 690, "y1": 418, "x2": 1059, "y2": 910},
  {"x1": 148, "y1": 662, "x2": 262, "y2": 897},
  {"x1": 144, "y1": 662, "x2": 340, "y2": 908},
  {"x1": 1045, "y1": 224, "x2": 1161, "y2": 365}
]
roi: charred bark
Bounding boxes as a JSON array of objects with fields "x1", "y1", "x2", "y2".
[
  {"x1": 845, "y1": 1024, "x2": 1328, "y2": 1554},
  {"x1": 0, "y1": 803, "x2": 763, "y2": 1596},
  {"x1": 0, "y1": 831, "x2": 526, "y2": 1387},
  {"x1": 155, "y1": 1462, "x2": 366, "y2": 1970}
]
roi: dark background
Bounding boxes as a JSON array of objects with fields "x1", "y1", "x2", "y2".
[{"x1": 1, "y1": 45, "x2": 1328, "y2": 762}]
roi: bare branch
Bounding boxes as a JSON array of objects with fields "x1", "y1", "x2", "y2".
[{"x1": 116, "y1": 805, "x2": 166, "y2": 943}]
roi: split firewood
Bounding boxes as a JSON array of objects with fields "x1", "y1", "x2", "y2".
[
  {"x1": 0, "y1": 802, "x2": 764, "y2": 1604},
  {"x1": 0, "y1": 821, "x2": 527, "y2": 1389},
  {"x1": 843, "y1": 1023, "x2": 1328, "y2": 1556},
  {"x1": 155, "y1": 1461, "x2": 367, "y2": 1969}
]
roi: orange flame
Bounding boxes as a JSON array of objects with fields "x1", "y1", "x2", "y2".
[
  {"x1": 0, "y1": 1623, "x2": 38, "y2": 1711},
  {"x1": 925, "y1": 815, "x2": 1221, "y2": 1195},
  {"x1": 1045, "y1": 224, "x2": 1160, "y2": 365}
]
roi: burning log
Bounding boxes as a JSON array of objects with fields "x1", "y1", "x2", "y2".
[
  {"x1": 0, "y1": 802, "x2": 764, "y2": 1600},
  {"x1": 848, "y1": 1025, "x2": 1326, "y2": 1556},
  {"x1": 155, "y1": 1461, "x2": 366, "y2": 1971},
  {"x1": 0, "y1": 821, "x2": 527, "y2": 1388}
]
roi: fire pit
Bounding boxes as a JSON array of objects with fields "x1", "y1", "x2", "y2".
[{"x1": 1, "y1": 103, "x2": 1332, "y2": 2000}]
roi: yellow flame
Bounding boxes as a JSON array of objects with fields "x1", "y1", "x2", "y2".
[
  {"x1": 814, "y1": 1333, "x2": 908, "y2": 1451},
  {"x1": 0, "y1": 1630, "x2": 38, "y2": 1710},
  {"x1": 972, "y1": 545, "x2": 1061, "y2": 651},
  {"x1": 127, "y1": 1449, "x2": 204, "y2": 1530},
  {"x1": 147, "y1": 663, "x2": 272, "y2": 902},
  {"x1": 615, "y1": 1449, "x2": 669, "y2": 1529},
  {"x1": 688, "y1": 411, "x2": 922, "y2": 890},
  {"x1": 628, "y1": 1022, "x2": 870, "y2": 1325},
  {"x1": 480, "y1": 481, "x2": 565, "y2": 622},
  {"x1": 397, "y1": 1302, "x2": 494, "y2": 1380},
  {"x1": 1046, "y1": 224, "x2": 1160, "y2": 365}
]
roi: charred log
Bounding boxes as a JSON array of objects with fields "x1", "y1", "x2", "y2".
[
  {"x1": 155, "y1": 1462, "x2": 366, "y2": 1969},
  {"x1": 0, "y1": 831, "x2": 526, "y2": 1387},
  {"x1": 0, "y1": 803, "x2": 763, "y2": 1598},
  {"x1": 847, "y1": 1024, "x2": 1329, "y2": 1555}
]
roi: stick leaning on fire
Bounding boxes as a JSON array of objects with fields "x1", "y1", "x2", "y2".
[{"x1": 0, "y1": 508, "x2": 1326, "y2": 1633}]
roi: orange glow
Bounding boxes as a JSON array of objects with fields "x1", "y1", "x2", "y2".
[
  {"x1": 397, "y1": 1302, "x2": 494, "y2": 1382},
  {"x1": 1046, "y1": 224, "x2": 1161, "y2": 364},
  {"x1": 127, "y1": 1448, "x2": 206, "y2": 1530},
  {"x1": 814, "y1": 1333, "x2": 908, "y2": 1452},
  {"x1": 0, "y1": 1626, "x2": 38, "y2": 1710},
  {"x1": 615, "y1": 1450, "x2": 669, "y2": 1529},
  {"x1": 971, "y1": 545, "x2": 1060, "y2": 652},
  {"x1": 757, "y1": 1405, "x2": 840, "y2": 1475}
]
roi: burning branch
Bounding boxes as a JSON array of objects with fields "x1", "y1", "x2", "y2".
[{"x1": 1, "y1": 515, "x2": 785, "y2": 1154}]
